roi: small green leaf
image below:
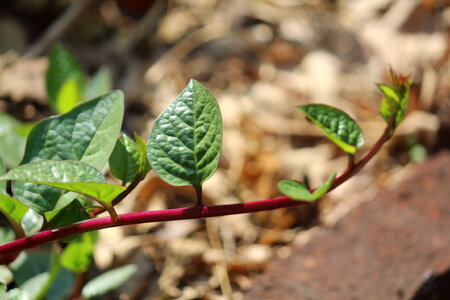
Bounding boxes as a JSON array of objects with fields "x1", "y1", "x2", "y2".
[
  {"x1": 278, "y1": 173, "x2": 336, "y2": 202},
  {"x1": 109, "y1": 134, "x2": 141, "y2": 183},
  {"x1": 46, "y1": 46, "x2": 85, "y2": 114},
  {"x1": 277, "y1": 180, "x2": 314, "y2": 201},
  {"x1": 297, "y1": 104, "x2": 364, "y2": 154},
  {"x1": 311, "y1": 172, "x2": 336, "y2": 199},
  {"x1": 377, "y1": 70, "x2": 411, "y2": 129},
  {"x1": 134, "y1": 133, "x2": 151, "y2": 177},
  {"x1": 2, "y1": 160, "x2": 126, "y2": 213},
  {"x1": 86, "y1": 66, "x2": 112, "y2": 100},
  {"x1": 81, "y1": 264, "x2": 137, "y2": 298},
  {"x1": 13, "y1": 91, "x2": 124, "y2": 215},
  {"x1": 147, "y1": 79, "x2": 222, "y2": 186},
  {"x1": 60, "y1": 231, "x2": 98, "y2": 273}
]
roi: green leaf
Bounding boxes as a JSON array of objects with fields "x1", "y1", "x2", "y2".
[
  {"x1": 6, "y1": 288, "x2": 30, "y2": 300},
  {"x1": 297, "y1": 104, "x2": 364, "y2": 154},
  {"x1": 311, "y1": 172, "x2": 336, "y2": 199},
  {"x1": 278, "y1": 173, "x2": 336, "y2": 202},
  {"x1": 21, "y1": 210, "x2": 43, "y2": 236},
  {"x1": 134, "y1": 133, "x2": 151, "y2": 177},
  {"x1": 3, "y1": 160, "x2": 126, "y2": 214},
  {"x1": 147, "y1": 79, "x2": 222, "y2": 186},
  {"x1": 85, "y1": 67, "x2": 112, "y2": 100},
  {"x1": 377, "y1": 71, "x2": 411, "y2": 129},
  {"x1": 46, "y1": 46, "x2": 85, "y2": 114},
  {"x1": 13, "y1": 91, "x2": 124, "y2": 215},
  {"x1": 0, "y1": 113, "x2": 27, "y2": 168},
  {"x1": 60, "y1": 232, "x2": 98, "y2": 273},
  {"x1": 81, "y1": 264, "x2": 137, "y2": 299},
  {"x1": 0, "y1": 158, "x2": 6, "y2": 194},
  {"x1": 46, "y1": 199, "x2": 90, "y2": 229},
  {"x1": 277, "y1": 180, "x2": 314, "y2": 201},
  {"x1": 21, "y1": 272, "x2": 49, "y2": 299},
  {"x1": 109, "y1": 134, "x2": 140, "y2": 183},
  {"x1": 0, "y1": 195, "x2": 28, "y2": 236}
]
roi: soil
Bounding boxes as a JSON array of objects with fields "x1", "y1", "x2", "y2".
[{"x1": 245, "y1": 151, "x2": 450, "y2": 300}]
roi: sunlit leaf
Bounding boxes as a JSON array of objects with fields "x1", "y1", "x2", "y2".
[
  {"x1": 109, "y1": 134, "x2": 140, "y2": 183},
  {"x1": 297, "y1": 104, "x2": 364, "y2": 154},
  {"x1": 13, "y1": 91, "x2": 124, "y2": 215},
  {"x1": 60, "y1": 232, "x2": 98, "y2": 273},
  {"x1": 147, "y1": 79, "x2": 222, "y2": 187}
]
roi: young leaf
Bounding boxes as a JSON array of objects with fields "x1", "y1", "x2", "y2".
[
  {"x1": 297, "y1": 104, "x2": 364, "y2": 154},
  {"x1": 278, "y1": 173, "x2": 336, "y2": 202},
  {"x1": 60, "y1": 231, "x2": 98, "y2": 273},
  {"x1": 109, "y1": 134, "x2": 141, "y2": 183},
  {"x1": 277, "y1": 180, "x2": 313, "y2": 201},
  {"x1": 85, "y1": 66, "x2": 112, "y2": 100},
  {"x1": 2, "y1": 160, "x2": 126, "y2": 214},
  {"x1": 134, "y1": 133, "x2": 151, "y2": 177},
  {"x1": 81, "y1": 265, "x2": 137, "y2": 298},
  {"x1": 147, "y1": 79, "x2": 222, "y2": 187},
  {"x1": 13, "y1": 91, "x2": 124, "y2": 215},
  {"x1": 311, "y1": 172, "x2": 336, "y2": 199},
  {"x1": 377, "y1": 70, "x2": 411, "y2": 129},
  {"x1": 46, "y1": 45, "x2": 85, "y2": 114}
]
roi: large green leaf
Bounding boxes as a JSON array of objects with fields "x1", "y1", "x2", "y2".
[
  {"x1": 60, "y1": 231, "x2": 98, "y2": 273},
  {"x1": 46, "y1": 45, "x2": 85, "y2": 114},
  {"x1": 3, "y1": 160, "x2": 126, "y2": 214},
  {"x1": 12, "y1": 91, "x2": 124, "y2": 215},
  {"x1": 147, "y1": 79, "x2": 222, "y2": 187},
  {"x1": 109, "y1": 134, "x2": 140, "y2": 183},
  {"x1": 297, "y1": 105, "x2": 364, "y2": 154},
  {"x1": 278, "y1": 173, "x2": 336, "y2": 202},
  {"x1": 81, "y1": 264, "x2": 137, "y2": 299}
]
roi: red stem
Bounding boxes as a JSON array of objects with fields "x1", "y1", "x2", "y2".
[{"x1": 0, "y1": 123, "x2": 393, "y2": 259}]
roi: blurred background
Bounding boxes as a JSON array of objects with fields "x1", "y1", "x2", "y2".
[{"x1": 0, "y1": 0, "x2": 449, "y2": 299}]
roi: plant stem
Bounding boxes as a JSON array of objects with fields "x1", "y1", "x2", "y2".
[
  {"x1": 194, "y1": 185, "x2": 203, "y2": 206},
  {"x1": 0, "y1": 123, "x2": 394, "y2": 260}
]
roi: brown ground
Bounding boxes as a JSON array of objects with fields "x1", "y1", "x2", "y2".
[{"x1": 246, "y1": 151, "x2": 450, "y2": 300}]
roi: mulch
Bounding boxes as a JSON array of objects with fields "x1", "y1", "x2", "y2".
[{"x1": 245, "y1": 151, "x2": 450, "y2": 300}]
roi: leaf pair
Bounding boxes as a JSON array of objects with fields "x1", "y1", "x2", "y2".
[
  {"x1": 377, "y1": 69, "x2": 412, "y2": 130},
  {"x1": 278, "y1": 173, "x2": 336, "y2": 202}
]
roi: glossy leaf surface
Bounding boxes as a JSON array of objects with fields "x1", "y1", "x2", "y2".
[
  {"x1": 147, "y1": 79, "x2": 222, "y2": 186},
  {"x1": 12, "y1": 91, "x2": 124, "y2": 214},
  {"x1": 3, "y1": 160, "x2": 126, "y2": 213},
  {"x1": 297, "y1": 104, "x2": 364, "y2": 154}
]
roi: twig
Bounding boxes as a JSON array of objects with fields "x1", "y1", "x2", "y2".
[
  {"x1": 25, "y1": 0, "x2": 98, "y2": 57},
  {"x1": 0, "y1": 122, "x2": 393, "y2": 259}
]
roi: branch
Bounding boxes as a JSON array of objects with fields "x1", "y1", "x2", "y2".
[{"x1": 0, "y1": 122, "x2": 394, "y2": 260}]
